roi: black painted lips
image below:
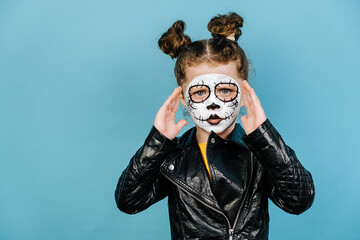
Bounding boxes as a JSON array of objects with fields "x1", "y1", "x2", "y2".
[{"x1": 207, "y1": 114, "x2": 222, "y2": 125}]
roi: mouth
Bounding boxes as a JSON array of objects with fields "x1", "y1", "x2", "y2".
[
  {"x1": 193, "y1": 112, "x2": 235, "y2": 125},
  {"x1": 206, "y1": 114, "x2": 223, "y2": 125}
]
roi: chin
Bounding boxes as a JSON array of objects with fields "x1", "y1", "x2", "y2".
[{"x1": 199, "y1": 121, "x2": 237, "y2": 135}]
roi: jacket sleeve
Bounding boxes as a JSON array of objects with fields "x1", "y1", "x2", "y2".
[
  {"x1": 115, "y1": 126, "x2": 177, "y2": 214},
  {"x1": 242, "y1": 119, "x2": 315, "y2": 215}
]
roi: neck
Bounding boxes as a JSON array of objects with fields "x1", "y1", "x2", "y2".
[{"x1": 195, "y1": 123, "x2": 236, "y2": 143}]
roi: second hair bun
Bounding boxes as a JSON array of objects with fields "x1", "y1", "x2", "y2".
[
  {"x1": 207, "y1": 12, "x2": 244, "y2": 41},
  {"x1": 158, "y1": 20, "x2": 192, "y2": 59}
]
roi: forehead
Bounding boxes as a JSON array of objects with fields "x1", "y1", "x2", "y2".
[
  {"x1": 182, "y1": 61, "x2": 243, "y2": 90},
  {"x1": 187, "y1": 74, "x2": 237, "y2": 88}
]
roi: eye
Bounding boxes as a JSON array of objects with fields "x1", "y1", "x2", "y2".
[
  {"x1": 188, "y1": 85, "x2": 210, "y2": 103},
  {"x1": 195, "y1": 90, "x2": 205, "y2": 96},
  {"x1": 217, "y1": 88, "x2": 233, "y2": 96},
  {"x1": 215, "y1": 83, "x2": 238, "y2": 102},
  {"x1": 220, "y1": 89, "x2": 230, "y2": 94}
]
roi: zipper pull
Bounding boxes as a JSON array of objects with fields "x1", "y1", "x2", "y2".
[{"x1": 229, "y1": 229, "x2": 234, "y2": 240}]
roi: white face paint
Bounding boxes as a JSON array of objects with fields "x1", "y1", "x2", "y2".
[{"x1": 185, "y1": 74, "x2": 241, "y2": 133}]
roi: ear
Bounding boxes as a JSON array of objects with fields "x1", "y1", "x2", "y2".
[
  {"x1": 240, "y1": 93, "x2": 245, "y2": 107},
  {"x1": 180, "y1": 91, "x2": 187, "y2": 109}
]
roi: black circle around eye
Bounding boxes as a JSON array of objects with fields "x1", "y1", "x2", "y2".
[
  {"x1": 214, "y1": 82, "x2": 239, "y2": 102},
  {"x1": 188, "y1": 85, "x2": 211, "y2": 103}
]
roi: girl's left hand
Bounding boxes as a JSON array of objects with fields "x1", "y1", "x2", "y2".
[{"x1": 240, "y1": 81, "x2": 267, "y2": 135}]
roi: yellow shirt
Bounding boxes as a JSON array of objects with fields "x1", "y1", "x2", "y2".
[{"x1": 198, "y1": 142, "x2": 211, "y2": 181}]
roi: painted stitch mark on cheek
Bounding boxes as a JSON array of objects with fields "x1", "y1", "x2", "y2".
[
  {"x1": 187, "y1": 97, "x2": 198, "y2": 109},
  {"x1": 227, "y1": 99, "x2": 239, "y2": 109},
  {"x1": 222, "y1": 111, "x2": 235, "y2": 120}
]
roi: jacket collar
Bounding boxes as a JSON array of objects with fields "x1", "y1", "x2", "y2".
[{"x1": 177, "y1": 123, "x2": 249, "y2": 150}]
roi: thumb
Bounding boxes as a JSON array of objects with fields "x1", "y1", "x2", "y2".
[
  {"x1": 240, "y1": 115, "x2": 247, "y2": 124},
  {"x1": 175, "y1": 119, "x2": 187, "y2": 132}
]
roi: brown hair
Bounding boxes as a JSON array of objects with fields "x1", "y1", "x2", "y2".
[{"x1": 158, "y1": 12, "x2": 249, "y2": 86}]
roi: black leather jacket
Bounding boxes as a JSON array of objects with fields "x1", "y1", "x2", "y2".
[{"x1": 115, "y1": 119, "x2": 315, "y2": 240}]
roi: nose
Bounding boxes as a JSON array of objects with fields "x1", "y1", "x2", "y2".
[{"x1": 207, "y1": 102, "x2": 220, "y2": 110}]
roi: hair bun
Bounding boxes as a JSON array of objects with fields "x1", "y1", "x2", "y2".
[
  {"x1": 207, "y1": 12, "x2": 244, "y2": 41},
  {"x1": 158, "y1": 20, "x2": 192, "y2": 59}
]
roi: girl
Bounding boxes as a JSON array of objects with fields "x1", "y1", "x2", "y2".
[{"x1": 115, "y1": 13, "x2": 315, "y2": 240}]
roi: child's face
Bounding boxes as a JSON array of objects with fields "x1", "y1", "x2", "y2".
[{"x1": 181, "y1": 62, "x2": 244, "y2": 134}]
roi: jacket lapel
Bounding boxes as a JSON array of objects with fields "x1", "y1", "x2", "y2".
[{"x1": 161, "y1": 128, "x2": 222, "y2": 211}]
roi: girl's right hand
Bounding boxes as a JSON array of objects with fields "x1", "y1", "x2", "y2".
[{"x1": 154, "y1": 86, "x2": 187, "y2": 140}]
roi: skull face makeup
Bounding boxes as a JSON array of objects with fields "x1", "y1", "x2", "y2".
[{"x1": 185, "y1": 74, "x2": 241, "y2": 133}]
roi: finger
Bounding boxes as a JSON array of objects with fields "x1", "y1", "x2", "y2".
[
  {"x1": 249, "y1": 87, "x2": 261, "y2": 106},
  {"x1": 167, "y1": 94, "x2": 181, "y2": 120},
  {"x1": 242, "y1": 80, "x2": 252, "y2": 92},
  {"x1": 239, "y1": 80, "x2": 247, "y2": 107},
  {"x1": 242, "y1": 88, "x2": 250, "y2": 111},
  {"x1": 169, "y1": 89, "x2": 181, "y2": 110},
  {"x1": 244, "y1": 90, "x2": 256, "y2": 118},
  {"x1": 243, "y1": 81, "x2": 255, "y2": 109},
  {"x1": 163, "y1": 86, "x2": 182, "y2": 109},
  {"x1": 173, "y1": 92, "x2": 182, "y2": 111},
  {"x1": 243, "y1": 83, "x2": 252, "y2": 110},
  {"x1": 243, "y1": 81, "x2": 261, "y2": 104}
]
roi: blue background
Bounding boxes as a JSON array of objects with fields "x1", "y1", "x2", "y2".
[{"x1": 1, "y1": 0, "x2": 359, "y2": 239}]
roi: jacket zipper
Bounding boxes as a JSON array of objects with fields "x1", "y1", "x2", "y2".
[{"x1": 160, "y1": 152, "x2": 254, "y2": 240}]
